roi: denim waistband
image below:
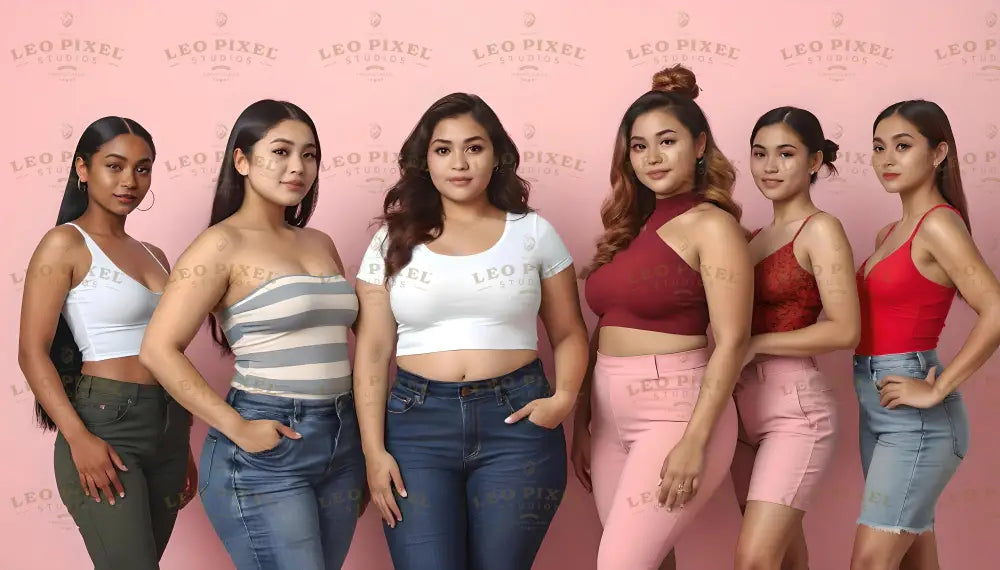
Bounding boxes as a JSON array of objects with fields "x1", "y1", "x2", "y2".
[
  {"x1": 227, "y1": 387, "x2": 353, "y2": 416},
  {"x1": 75, "y1": 374, "x2": 166, "y2": 400},
  {"x1": 853, "y1": 349, "x2": 940, "y2": 371},
  {"x1": 395, "y1": 359, "x2": 546, "y2": 400}
]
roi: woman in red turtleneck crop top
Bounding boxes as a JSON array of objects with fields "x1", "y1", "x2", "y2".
[{"x1": 585, "y1": 191, "x2": 709, "y2": 336}]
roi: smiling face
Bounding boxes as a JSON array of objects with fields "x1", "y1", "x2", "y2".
[
  {"x1": 872, "y1": 113, "x2": 947, "y2": 195},
  {"x1": 76, "y1": 134, "x2": 154, "y2": 216},
  {"x1": 426, "y1": 113, "x2": 497, "y2": 204},
  {"x1": 628, "y1": 108, "x2": 706, "y2": 197},
  {"x1": 750, "y1": 123, "x2": 822, "y2": 202},
  {"x1": 234, "y1": 119, "x2": 318, "y2": 207}
]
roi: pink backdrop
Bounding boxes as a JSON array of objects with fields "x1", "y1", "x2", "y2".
[{"x1": 3, "y1": 1, "x2": 999, "y2": 568}]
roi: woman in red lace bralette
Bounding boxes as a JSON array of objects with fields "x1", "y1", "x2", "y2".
[
  {"x1": 571, "y1": 64, "x2": 753, "y2": 570},
  {"x1": 729, "y1": 107, "x2": 861, "y2": 570},
  {"x1": 849, "y1": 101, "x2": 1000, "y2": 570}
]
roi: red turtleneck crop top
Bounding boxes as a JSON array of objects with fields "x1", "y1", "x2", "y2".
[
  {"x1": 856, "y1": 204, "x2": 958, "y2": 356},
  {"x1": 751, "y1": 214, "x2": 823, "y2": 335},
  {"x1": 585, "y1": 192, "x2": 708, "y2": 335}
]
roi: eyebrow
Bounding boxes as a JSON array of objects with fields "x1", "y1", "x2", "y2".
[
  {"x1": 873, "y1": 133, "x2": 915, "y2": 142},
  {"x1": 270, "y1": 137, "x2": 317, "y2": 148},
  {"x1": 631, "y1": 128, "x2": 676, "y2": 141},
  {"x1": 104, "y1": 153, "x2": 152, "y2": 163},
  {"x1": 751, "y1": 143, "x2": 799, "y2": 150},
  {"x1": 431, "y1": 135, "x2": 487, "y2": 145}
]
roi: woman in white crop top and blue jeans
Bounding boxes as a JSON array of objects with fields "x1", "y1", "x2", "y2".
[
  {"x1": 140, "y1": 100, "x2": 367, "y2": 570},
  {"x1": 18, "y1": 116, "x2": 195, "y2": 569},
  {"x1": 354, "y1": 93, "x2": 589, "y2": 570}
]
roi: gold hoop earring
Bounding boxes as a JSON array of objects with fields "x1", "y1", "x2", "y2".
[{"x1": 136, "y1": 189, "x2": 155, "y2": 212}]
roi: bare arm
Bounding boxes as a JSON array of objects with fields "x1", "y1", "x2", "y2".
[
  {"x1": 537, "y1": 265, "x2": 589, "y2": 411},
  {"x1": 921, "y1": 210, "x2": 1000, "y2": 396},
  {"x1": 750, "y1": 214, "x2": 861, "y2": 357},
  {"x1": 17, "y1": 227, "x2": 88, "y2": 441},
  {"x1": 139, "y1": 227, "x2": 246, "y2": 437},
  {"x1": 352, "y1": 280, "x2": 398, "y2": 455},
  {"x1": 685, "y1": 210, "x2": 753, "y2": 445},
  {"x1": 573, "y1": 325, "x2": 600, "y2": 425}
]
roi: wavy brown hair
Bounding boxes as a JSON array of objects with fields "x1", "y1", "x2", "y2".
[
  {"x1": 378, "y1": 93, "x2": 531, "y2": 279},
  {"x1": 586, "y1": 65, "x2": 739, "y2": 274}
]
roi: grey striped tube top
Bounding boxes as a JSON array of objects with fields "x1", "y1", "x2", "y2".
[{"x1": 219, "y1": 274, "x2": 358, "y2": 399}]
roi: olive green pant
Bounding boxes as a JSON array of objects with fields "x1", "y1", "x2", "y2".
[{"x1": 54, "y1": 375, "x2": 191, "y2": 570}]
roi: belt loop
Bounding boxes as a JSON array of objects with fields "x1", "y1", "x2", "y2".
[
  {"x1": 493, "y1": 380, "x2": 504, "y2": 406},
  {"x1": 79, "y1": 375, "x2": 92, "y2": 398},
  {"x1": 754, "y1": 361, "x2": 764, "y2": 382},
  {"x1": 293, "y1": 400, "x2": 302, "y2": 423},
  {"x1": 651, "y1": 354, "x2": 660, "y2": 380},
  {"x1": 916, "y1": 351, "x2": 927, "y2": 373}
]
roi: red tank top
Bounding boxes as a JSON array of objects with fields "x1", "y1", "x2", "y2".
[
  {"x1": 856, "y1": 204, "x2": 958, "y2": 356},
  {"x1": 585, "y1": 192, "x2": 708, "y2": 335},
  {"x1": 751, "y1": 214, "x2": 823, "y2": 335}
]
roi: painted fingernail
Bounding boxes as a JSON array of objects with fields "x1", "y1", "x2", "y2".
[
  {"x1": 120, "y1": 492, "x2": 125, "y2": 498},
  {"x1": 504, "y1": 416, "x2": 513, "y2": 424}
]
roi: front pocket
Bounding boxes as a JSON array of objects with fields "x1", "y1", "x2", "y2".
[
  {"x1": 73, "y1": 397, "x2": 131, "y2": 427},
  {"x1": 942, "y1": 396, "x2": 970, "y2": 459},
  {"x1": 794, "y1": 385, "x2": 836, "y2": 431},
  {"x1": 386, "y1": 391, "x2": 416, "y2": 415},
  {"x1": 244, "y1": 434, "x2": 294, "y2": 458},
  {"x1": 504, "y1": 380, "x2": 558, "y2": 430}
]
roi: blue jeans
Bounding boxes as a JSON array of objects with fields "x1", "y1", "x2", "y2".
[
  {"x1": 199, "y1": 389, "x2": 366, "y2": 570},
  {"x1": 853, "y1": 349, "x2": 970, "y2": 533},
  {"x1": 384, "y1": 359, "x2": 568, "y2": 570}
]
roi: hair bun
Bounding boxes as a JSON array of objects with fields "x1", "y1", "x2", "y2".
[
  {"x1": 821, "y1": 138, "x2": 840, "y2": 164},
  {"x1": 651, "y1": 65, "x2": 700, "y2": 99}
]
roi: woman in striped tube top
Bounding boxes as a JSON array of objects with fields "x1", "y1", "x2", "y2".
[{"x1": 140, "y1": 100, "x2": 366, "y2": 570}]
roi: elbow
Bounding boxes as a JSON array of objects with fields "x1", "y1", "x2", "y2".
[
  {"x1": 838, "y1": 322, "x2": 861, "y2": 351},
  {"x1": 714, "y1": 331, "x2": 750, "y2": 355},
  {"x1": 138, "y1": 336, "x2": 167, "y2": 373}
]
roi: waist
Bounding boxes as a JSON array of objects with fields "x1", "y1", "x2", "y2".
[
  {"x1": 395, "y1": 359, "x2": 545, "y2": 399},
  {"x1": 595, "y1": 347, "x2": 710, "y2": 376},
  {"x1": 227, "y1": 387, "x2": 354, "y2": 413},
  {"x1": 857, "y1": 305, "x2": 951, "y2": 356},
  {"x1": 232, "y1": 359, "x2": 353, "y2": 399},
  {"x1": 596, "y1": 310, "x2": 709, "y2": 336},
  {"x1": 73, "y1": 374, "x2": 168, "y2": 400},
  {"x1": 746, "y1": 355, "x2": 817, "y2": 377},
  {"x1": 853, "y1": 349, "x2": 941, "y2": 372}
]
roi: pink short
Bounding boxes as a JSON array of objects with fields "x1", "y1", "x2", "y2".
[{"x1": 731, "y1": 356, "x2": 837, "y2": 510}]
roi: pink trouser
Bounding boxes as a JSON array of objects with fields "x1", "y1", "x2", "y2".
[
  {"x1": 730, "y1": 356, "x2": 837, "y2": 510},
  {"x1": 590, "y1": 348, "x2": 738, "y2": 570}
]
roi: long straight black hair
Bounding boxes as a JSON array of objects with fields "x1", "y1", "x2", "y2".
[
  {"x1": 37, "y1": 116, "x2": 155, "y2": 430},
  {"x1": 207, "y1": 100, "x2": 322, "y2": 353}
]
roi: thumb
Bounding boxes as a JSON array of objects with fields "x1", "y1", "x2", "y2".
[
  {"x1": 275, "y1": 422, "x2": 302, "y2": 439},
  {"x1": 107, "y1": 445, "x2": 128, "y2": 472},
  {"x1": 926, "y1": 366, "x2": 939, "y2": 383},
  {"x1": 505, "y1": 402, "x2": 534, "y2": 424}
]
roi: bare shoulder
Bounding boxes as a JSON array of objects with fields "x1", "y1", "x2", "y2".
[
  {"x1": 801, "y1": 211, "x2": 848, "y2": 240},
  {"x1": 38, "y1": 224, "x2": 86, "y2": 254},
  {"x1": 916, "y1": 206, "x2": 971, "y2": 245},
  {"x1": 298, "y1": 226, "x2": 337, "y2": 248},
  {"x1": 179, "y1": 223, "x2": 244, "y2": 263},
  {"x1": 687, "y1": 202, "x2": 744, "y2": 238}
]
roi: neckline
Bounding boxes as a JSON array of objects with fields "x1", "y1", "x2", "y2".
[
  {"x1": 861, "y1": 223, "x2": 905, "y2": 281},
  {"x1": 749, "y1": 213, "x2": 820, "y2": 266},
  {"x1": 417, "y1": 212, "x2": 512, "y2": 258},
  {"x1": 223, "y1": 273, "x2": 346, "y2": 314},
  {"x1": 67, "y1": 223, "x2": 166, "y2": 295},
  {"x1": 646, "y1": 192, "x2": 702, "y2": 228}
]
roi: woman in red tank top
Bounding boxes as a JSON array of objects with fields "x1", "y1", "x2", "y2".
[
  {"x1": 850, "y1": 100, "x2": 1000, "y2": 570},
  {"x1": 729, "y1": 107, "x2": 861, "y2": 570},
  {"x1": 572, "y1": 65, "x2": 753, "y2": 570}
]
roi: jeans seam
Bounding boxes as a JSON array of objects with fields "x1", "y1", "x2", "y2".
[
  {"x1": 231, "y1": 443, "x2": 263, "y2": 569},
  {"x1": 894, "y1": 413, "x2": 927, "y2": 527}
]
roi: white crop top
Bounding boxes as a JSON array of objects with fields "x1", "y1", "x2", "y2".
[
  {"x1": 61, "y1": 223, "x2": 167, "y2": 361},
  {"x1": 357, "y1": 212, "x2": 573, "y2": 356}
]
